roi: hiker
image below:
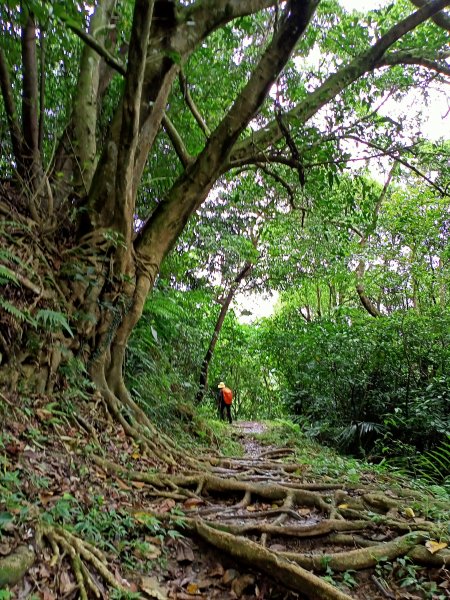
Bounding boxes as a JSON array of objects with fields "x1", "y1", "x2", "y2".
[{"x1": 218, "y1": 381, "x2": 233, "y2": 424}]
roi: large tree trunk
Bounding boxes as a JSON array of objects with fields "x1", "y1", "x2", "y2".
[{"x1": 1, "y1": 0, "x2": 448, "y2": 406}]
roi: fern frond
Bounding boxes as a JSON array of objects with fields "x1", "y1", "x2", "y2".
[
  {"x1": 417, "y1": 435, "x2": 450, "y2": 483},
  {"x1": 0, "y1": 265, "x2": 19, "y2": 286},
  {"x1": 0, "y1": 249, "x2": 27, "y2": 269},
  {"x1": 35, "y1": 309, "x2": 74, "y2": 337},
  {"x1": 0, "y1": 298, "x2": 35, "y2": 325},
  {"x1": 0, "y1": 219, "x2": 32, "y2": 232}
]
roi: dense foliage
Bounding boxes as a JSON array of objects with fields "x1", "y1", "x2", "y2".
[{"x1": 1, "y1": 0, "x2": 449, "y2": 478}]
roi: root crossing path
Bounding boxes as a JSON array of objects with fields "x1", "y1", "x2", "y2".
[
  {"x1": 13, "y1": 411, "x2": 449, "y2": 600},
  {"x1": 130, "y1": 421, "x2": 450, "y2": 600}
]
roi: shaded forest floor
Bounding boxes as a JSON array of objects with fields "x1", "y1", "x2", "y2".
[{"x1": 1, "y1": 392, "x2": 450, "y2": 599}]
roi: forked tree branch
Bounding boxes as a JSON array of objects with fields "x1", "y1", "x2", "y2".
[{"x1": 135, "y1": 0, "x2": 319, "y2": 273}]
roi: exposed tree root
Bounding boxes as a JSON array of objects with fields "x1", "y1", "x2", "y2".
[
  {"x1": 37, "y1": 523, "x2": 130, "y2": 599},
  {"x1": 0, "y1": 545, "x2": 35, "y2": 588},
  {"x1": 193, "y1": 518, "x2": 355, "y2": 600},
  {"x1": 258, "y1": 447, "x2": 295, "y2": 459},
  {"x1": 408, "y1": 545, "x2": 450, "y2": 566},
  {"x1": 275, "y1": 531, "x2": 428, "y2": 572},
  {"x1": 28, "y1": 407, "x2": 449, "y2": 599}
]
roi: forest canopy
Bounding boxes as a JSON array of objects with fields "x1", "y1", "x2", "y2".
[
  {"x1": 1, "y1": 1, "x2": 450, "y2": 598},
  {"x1": 0, "y1": 0, "x2": 449, "y2": 457}
]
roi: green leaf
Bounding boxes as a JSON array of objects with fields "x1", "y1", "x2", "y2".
[
  {"x1": 0, "y1": 298, "x2": 36, "y2": 326},
  {"x1": 35, "y1": 309, "x2": 74, "y2": 337},
  {"x1": 0, "y1": 265, "x2": 19, "y2": 285}
]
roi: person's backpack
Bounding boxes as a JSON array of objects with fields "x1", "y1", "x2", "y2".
[{"x1": 222, "y1": 387, "x2": 233, "y2": 405}]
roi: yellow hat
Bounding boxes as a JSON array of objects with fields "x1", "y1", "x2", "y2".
[{"x1": 218, "y1": 382, "x2": 225, "y2": 388}]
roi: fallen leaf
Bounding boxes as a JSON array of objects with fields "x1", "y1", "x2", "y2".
[
  {"x1": 59, "y1": 570, "x2": 77, "y2": 595},
  {"x1": 38, "y1": 563, "x2": 52, "y2": 579},
  {"x1": 222, "y1": 569, "x2": 239, "y2": 584},
  {"x1": 269, "y1": 543, "x2": 285, "y2": 552},
  {"x1": 39, "y1": 492, "x2": 54, "y2": 506},
  {"x1": 114, "y1": 567, "x2": 130, "y2": 587},
  {"x1": 298, "y1": 508, "x2": 311, "y2": 516},
  {"x1": 208, "y1": 563, "x2": 224, "y2": 578},
  {"x1": 141, "y1": 575, "x2": 168, "y2": 599},
  {"x1": 176, "y1": 542, "x2": 195, "y2": 563},
  {"x1": 246, "y1": 505, "x2": 257, "y2": 512},
  {"x1": 132, "y1": 480, "x2": 145, "y2": 489},
  {"x1": 5, "y1": 440, "x2": 25, "y2": 455},
  {"x1": 186, "y1": 582, "x2": 199, "y2": 594},
  {"x1": 404, "y1": 507, "x2": 415, "y2": 519},
  {"x1": 425, "y1": 540, "x2": 448, "y2": 554},
  {"x1": 232, "y1": 574, "x2": 255, "y2": 598},
  {"x1": 42, "y1": 587, "x2": 57, "y2": 600},
  {"x1": 115, "y1": 478, "x2": 132, "y2": 491},
  {"x1": 183, "y1": 498, "x2": 205, "y2": 509},
  {"x1": 36, "y1": 409, "x2": 53, "y2": 421},
  {"x1": 131, "y1": 452, "x2": 141, "y2": 459},
  {"x1": 159, "y1": 498, "x2": 176, "y2": 513},
  {"x1": 145, "y1": 535, "x2": 162, "y2": 545}
]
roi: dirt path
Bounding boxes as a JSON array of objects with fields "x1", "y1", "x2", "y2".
[
  {"x1": 233, "y1": 420, "x2": 268, "y2": 458},
  {"x1": 4, "y1": 412, "x2": 449, "y2": 600},
  {"x1": 158, "y1": 421, "x2": 449, "y2": 600}
]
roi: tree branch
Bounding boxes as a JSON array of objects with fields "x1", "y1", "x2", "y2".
[
  {"x1": 179, "y1": 70, "x2": 211, "y2": 137},
  {"x1": 410, "y1": 0, "x2": 450, "y2": 30},
  {"x1": 162, "y1": 114, "x2": 192, "y2": 168},
  {"x1": 176, "y1": 0, "x2": 277, "y2": 53},
  {"x1": 355, "y1": 164, "x2": 397, "y2": 318},
  {"x1": 38, "y1": 30, "x2": 45, "y2": 153},
  {"x1": 64, "y1": 21, "x2": 126, "y2": 76},
  {"x1": 230, "y1": 0, "x2": 450, "y2": 167},
  {"x1": 73, "y1": 0, "x2": 118, "y2": 196},
  {"x1": 377, "y1": 50, "x2": 450, "y2": 77},
  {"x1": 197, "y1": 259, "x2": 254, "y2": 402},
  {"x1": 345, "y1": 135, "x2": 447, "y2": 195},
  {"x1": 114, "y1": 0, "x2": 155, "y2": 272},
  {"x1": 21, "y1": 10, "x2": 40, "y2": 162},
  {"x1": 256, "y1": 163, "x2": 297, "y2": 209}
]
